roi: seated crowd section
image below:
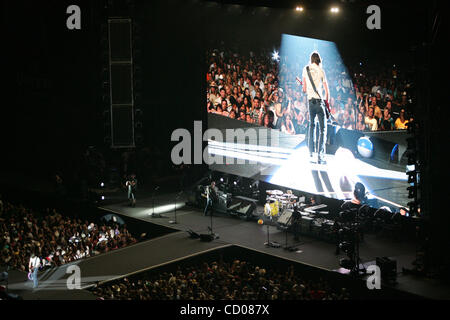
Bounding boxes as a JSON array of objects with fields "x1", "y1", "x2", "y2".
[
  {"x1": 0, "y1": 197, "x2": 137, "y2": 272},
  {"x1": 207, "y1": 46, "x2": 414, "y2": 134},
  {"x1": 93, "y1": 260, "x2": 351, "y2": 300}
]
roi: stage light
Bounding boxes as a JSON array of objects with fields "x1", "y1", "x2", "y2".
[
  {"x1": 149, "y1": 203, "x2": 186, "y2": 215},
  {"x1": 330, "y1": 7, "x2": 339, "y2": 13},
  {"x1": 271, "y1": 50, "x2": 280, "y2": 61},
  {"x1": 234, "y1": 181, "x2": 237, "y2": 185},
  {"x1": 339, "y1": 241, "x2": 354, "y2": 254},
  {"x1": 100, "y1": 182, "x2": 104, "y2": 187},
  {"x1": 295, "y1": 6, "x2": 304, "y2": 12},
  {"x1": 407, "y1": 185, "x2": 416, "y2": 198},
  {"x1": 101, "y1": 196, "x2": 105, "y2": 200},
  {"x1": 339, "y1": 209, "x2": 357, "y2": 222},
  {"x1": 373, "y1": 207, "x2": 391, "y2": 221},
  {"x1": 357, "y1": 136, "x2": 373, "y2": 158},
  {"x1": 220, "y1": 178, "x2": 224, "y2": 182},
  {"x1": 407, "y1": 170, "x2": 417, "y2": 184},
  {"x1": 407, "y1": 201, "x2": 418, "y2": 215}
]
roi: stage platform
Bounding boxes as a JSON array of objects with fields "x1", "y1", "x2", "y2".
[
  {"x1": 3, "y1": 191, "x2": 449, "y2": 300},
  {"x1": 97, "y1": 191, "x2": 450, "y2": 300}
]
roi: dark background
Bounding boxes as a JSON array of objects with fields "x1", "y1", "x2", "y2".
[
  {"x1": 2, "y1": 0, "x2": 429, "y2": 176},
  {"x1": 2, "y1": 0, "x2": 447, "y2": 267}
]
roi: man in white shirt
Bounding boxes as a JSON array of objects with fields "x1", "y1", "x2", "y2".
[
  {"x1": 264, "y1": 201, "x2": 272, "y2": 217},
  {"x1": 365, "y1": 107, "x2": 378, "y2": 131},
  {"x1": 302, "y1": 51, "x2": 330, "y2": 164},
  {"x1": 28, "y1": 253, "x2": 41, "y2": 288},
  {"x1": 371, "y1": 80, "x2": 381, "y2": 95}
]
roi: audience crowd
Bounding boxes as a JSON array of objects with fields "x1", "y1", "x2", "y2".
[
  {"x1": 206, "y1": 47, "x2": 414, "y2": 134},
  {"x1": 93, "y1": 260, "x2": 351, "y2": 300},
  {"x1": 0, "y1": 199, "x2": 137, "y2": 272}
]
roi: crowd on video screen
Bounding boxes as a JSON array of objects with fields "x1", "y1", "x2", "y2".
[{"x1": 206, "y1": 44, "x2": 414, "y2": 135}]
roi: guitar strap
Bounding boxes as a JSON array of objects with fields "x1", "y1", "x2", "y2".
[{"x1": 306, "y1": 66, "x2": 330, "y2": 119}]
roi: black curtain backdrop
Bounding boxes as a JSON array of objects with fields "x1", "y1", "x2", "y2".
[{"x1": 3, "y1": 0, "x2": 425, "y2": 175}]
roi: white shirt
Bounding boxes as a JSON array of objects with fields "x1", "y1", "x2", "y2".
[
  {"x1": 342, "y1": 78, "x2": 352, "y2": 89},
  {"x1": 29, "y1": 256, "x2": 41, "y2": 269},
  {"x1": 206, "y1": 185, "x2": 215, "y2": 201},
  {"x1": 371, "y1": 85, "x2": 381, "y2": 94},
  {"x1": 264, "y1": 203, "x2": 272, "y2": 216},
  {"x1": 302, "y1": 63, "x2": 326, "y2": 100},
  {"x1": 365, "y1": 116, "x2": 378, "y2": 131},
  {"x1": 268, "y1": 104, "x2": 278, "y2": 126}
]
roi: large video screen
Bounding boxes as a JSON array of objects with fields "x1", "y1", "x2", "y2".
[{"x1": 206, "y1": 33, "x2": 411, "y2": 210}]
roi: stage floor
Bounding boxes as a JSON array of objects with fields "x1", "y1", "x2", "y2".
[
  {"x1": 98, "y1": 191, "x2": 450, "y2": 299},
  {"x1": 4, "y1": 191, "x2": 448, "y2": 300}
]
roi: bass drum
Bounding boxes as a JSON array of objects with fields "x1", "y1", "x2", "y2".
[{"x1": 269, "y1": 200, "x2": 279, "y2": 216}]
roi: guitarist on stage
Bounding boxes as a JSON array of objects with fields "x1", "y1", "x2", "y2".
[
  {"x1": 125, "y1": 174, "x2": 137, "y2": 207},
  {"x1": 203, "y1": 181, "x2": 217, "y2": 216},
  {"x1": 300, "y1": 51, "x2": 330, "y2": 164}
]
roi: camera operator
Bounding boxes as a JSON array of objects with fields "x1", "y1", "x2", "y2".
[
  {"x1": 341, "y1": 182, "x2": 366, "y2": 210},
  {"x1": 335, "y1": 183, "x2": 367, "y2": 254}
]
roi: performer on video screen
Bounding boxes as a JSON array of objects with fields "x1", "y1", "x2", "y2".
[{"x1": 302, "y1": 51, "x2": 330, "y2": 164}]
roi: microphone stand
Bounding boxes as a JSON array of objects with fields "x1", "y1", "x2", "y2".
[
  {"x1": 208, "y1": 201, "x2": 219, "y2": 240},
  {"x1": 151, "y1": 186, "x2": 161, "y2": 217},
  {"x1": 283, "y1": 216, "x2": 290, "y2": 250},
  {"x1": 169, "y1": 191, "x2": 183, "y2": 224},
  {"x1": 206, "y1": 190, "x2": 219, "y2": 240},
  {"x1": 264, "y1": 216, "x2": 280, "y2": 248}
]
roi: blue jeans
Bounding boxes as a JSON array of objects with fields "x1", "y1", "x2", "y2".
[
  {"x1": 308, "y1": 98, "x2": 327, "y2": 157},
  {"x1": 204, "y1": 199, "x2": 212, "y2": 216},
  {"x1": 32, "y1": 268, "x2": 38, "y2": 288},
  {"x1": 128, "y1": 186, "x2": 135, "y2": 200}
]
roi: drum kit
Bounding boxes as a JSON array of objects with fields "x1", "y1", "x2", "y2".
[
  {"x1": 264, "y1": 190, "x2": 332, "y2": 224},
  {"x1": 264, "y1": 189, "x2": 299, "y2": 219}
]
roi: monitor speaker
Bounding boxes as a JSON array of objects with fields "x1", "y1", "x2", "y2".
[{"x1": 200, "y1": 234, "x2": 214, "y2": 242}]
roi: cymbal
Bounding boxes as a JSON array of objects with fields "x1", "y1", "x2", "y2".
[{"x1": 269, "y1": 190, "x2": 283, "y2": 195}]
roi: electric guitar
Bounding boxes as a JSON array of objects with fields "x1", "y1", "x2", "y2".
[
  {"x1": 201, "y1": 186, "x2": 217, "y2": 201},
  {"x1": 295, "y1": 76, "x2": 334, "y2": 121}
]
